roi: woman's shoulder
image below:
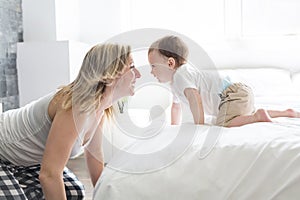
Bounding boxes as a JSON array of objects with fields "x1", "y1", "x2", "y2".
[{"x1": 48, "y1": 90, "x2": 67, "y2": 121}]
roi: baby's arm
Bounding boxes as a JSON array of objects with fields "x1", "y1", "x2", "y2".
[
  {"x1": 184, "y1": 88, "x2": 204, "y2": 124},
  {"x1": 171, "y1": 102, "x2": 181, "y2": 125}
]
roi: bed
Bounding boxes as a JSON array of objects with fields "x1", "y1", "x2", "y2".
[
  {"x1": 94, "y1": 66, "x2": 300, "y2": 200},
  {"x1": 95, "y1": 121, "x2": 300, "y2": 199}
]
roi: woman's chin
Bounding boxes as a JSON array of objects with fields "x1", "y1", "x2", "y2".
[
  {"x1": 129, "y1": 88, "x2": 135, "y2": 96},
  {"x1": 120, "y1": 90, "x2": 134, "y2": 97},
  {"x1": 129, "y1": 91, "x2": 135, "y2": 96}
]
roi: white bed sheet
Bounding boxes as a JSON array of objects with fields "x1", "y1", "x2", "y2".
[
  {"x1": 255, "y1": 95, "x2": 300, "y2": 110},
  {"x1": 94, "y1": 119, "x2": 300, "y2": 200}
]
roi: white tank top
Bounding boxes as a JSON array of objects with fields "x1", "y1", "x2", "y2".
[{"x1": 0, "y1": 92, "x2": 83, "y2": 166}]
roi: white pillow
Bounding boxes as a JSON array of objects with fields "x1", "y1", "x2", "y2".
[{"x1": 219, "y1": 68, "x2": 294, "y2": 97}]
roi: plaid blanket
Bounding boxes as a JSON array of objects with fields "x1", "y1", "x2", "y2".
[{"x1": 0, "y1": 159, "x2": 85, "y2": 200}]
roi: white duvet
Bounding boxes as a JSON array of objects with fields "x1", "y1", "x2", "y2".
[{"x1": 94, "y1": 118, "x2": 300, "y2": 200}]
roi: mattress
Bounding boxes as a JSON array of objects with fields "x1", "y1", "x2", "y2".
[{"x1": 94, "y1": 119, "x2": 300, "y2": 200}]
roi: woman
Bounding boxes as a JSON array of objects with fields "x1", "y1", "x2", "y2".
[{"x1": 0, "y1": 43, "x2": 141, "y2": 199}]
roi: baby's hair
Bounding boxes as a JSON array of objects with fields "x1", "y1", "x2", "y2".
[{"x1": 148, "y1": 35, "x2": 189, "y2": 67}]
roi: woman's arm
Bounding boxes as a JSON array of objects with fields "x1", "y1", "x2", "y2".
[
  {"x1": 84, "y1": 117, "x2": 105, "y2": 187},
  {"x1": 184, "y1": 88, "x2": 204, "y2": 124},
  {"x1": 171, "y1": 102, "x2": 181, "y2": 125},
  {"x1": 39, "y1": 109, "x2": 78, "y2": 200}
]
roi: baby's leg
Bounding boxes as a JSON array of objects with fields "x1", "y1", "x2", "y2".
[
  {"x1": 254, "y1": 109, "x2": 273, "y2": 122},
  {"x1": 227, "y1": 109, "x2": 272, "y2": 127},
  {"x1": 267, "y1": 109, "x2": 300, "y2": 118}
]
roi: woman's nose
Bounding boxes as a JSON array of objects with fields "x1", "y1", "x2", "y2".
[{"x1": 133, "y1": 68, "x2": 141, "y2": 78}]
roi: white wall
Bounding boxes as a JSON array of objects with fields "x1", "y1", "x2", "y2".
[
  {"x1": 120, "y1": 0, "x2": 225, "y2": 42},
  {"x1": 22, "y1": 0, "x2": 300, "y2": 43},
  {"x1": 17, "y1": 41, "x2": 90, "y2": 106},
  {"x1": 17, "y1": 41, "x2": 69, "y2": 105},
  {"x1": 22, "y1": 0, "x2": 81, "y2": 42},
  {"x1": 242, "y1": 0, "x2": 300, "y2": 36},
  {"x1": 55, "y1": 0, "x2": 80, "y2": 41},
  {"x1": 22, "y1": 0, "x2": 122, "y2": 44},
  {"x1": 20, "y1": 0, "x2": 90, "y2": 106},
  {"x1": 78, "y1": 0, "x2": 122, "y2": 44},
  {"x1": 22, "y1": 0, "x2": 57, "y2": 41}
]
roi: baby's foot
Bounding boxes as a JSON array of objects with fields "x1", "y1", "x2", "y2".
[
  {"x1": 254, "y1": 109, "x2": 272, "y2": 122},
  {"x1": 285, "y1": 109, "x2": 300, "y2": 118}
]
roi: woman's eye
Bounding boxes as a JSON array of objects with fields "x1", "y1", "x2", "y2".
[{"x1": 130, "y1": 64, "x2": 135, "y2": 69}]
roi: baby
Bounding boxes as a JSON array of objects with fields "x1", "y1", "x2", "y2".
[{"x1": 148, "y1": 35, "x2": 300, "y2": 127}]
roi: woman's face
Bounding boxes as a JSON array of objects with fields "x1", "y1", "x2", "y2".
[{"x1": 115, "y1": 54, "x2": 141, "y2": 97}]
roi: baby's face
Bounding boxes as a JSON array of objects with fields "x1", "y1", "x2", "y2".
[{"x1": 148, "y1": 50, "x2": 174, "y2": 83}]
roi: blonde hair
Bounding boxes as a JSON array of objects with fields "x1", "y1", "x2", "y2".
[
  {"x1": 148, "y1": 35, "x2": 189, "y2": 68},
  {"x1": 55, "y1": 43, "x2": 131, "y2": 115}
]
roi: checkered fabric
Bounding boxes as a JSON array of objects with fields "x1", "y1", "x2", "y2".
[{"x1": 0, "y1": 159, "x2": 85, "y2": 200}]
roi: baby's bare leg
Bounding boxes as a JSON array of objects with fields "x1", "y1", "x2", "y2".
[
  {"x1": 227, "y1": 109, "x2": 272, "y2": 127},
  {"x1": 267, "y1": 109, "x2": 300, "y2": 118}
]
